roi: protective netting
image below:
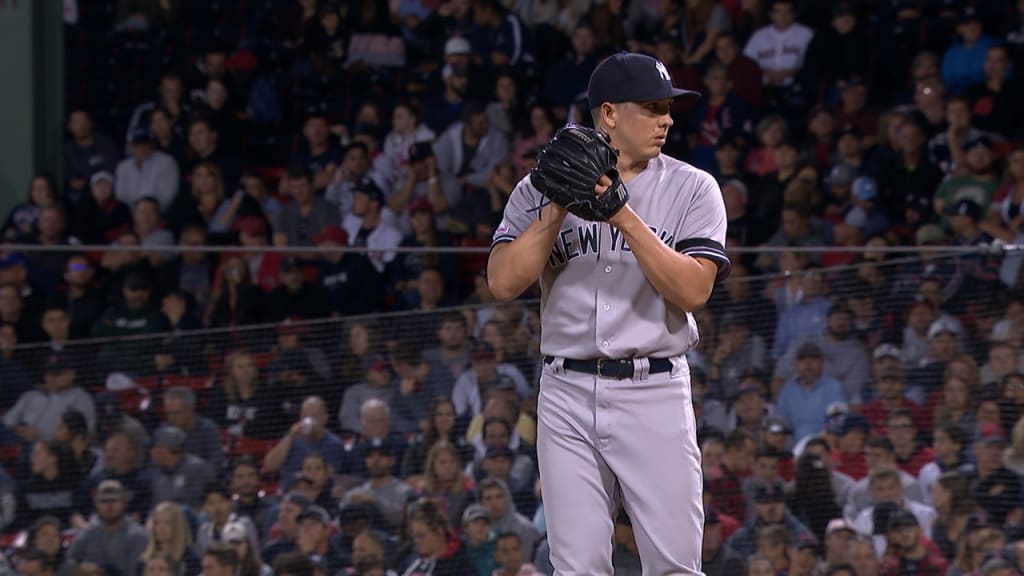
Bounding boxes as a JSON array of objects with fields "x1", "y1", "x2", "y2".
[{"x1": 1, "y1": 245, "x2": 1023, "y2": 575}]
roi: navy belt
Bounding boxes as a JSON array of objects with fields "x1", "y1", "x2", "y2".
[{"x1": 544, "y1": 356, "x2": 673, "y2": 379}]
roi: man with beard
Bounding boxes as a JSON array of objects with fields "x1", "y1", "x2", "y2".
[
  {"x1": 231, "y1": 457, "x2": 276, "y2": 539},
  {"x1": 726, "y1": 478, "x2": 814, "y2": 556},
  {"x1": 68, "y1": 481, "x2": 149, "y2": 576}
]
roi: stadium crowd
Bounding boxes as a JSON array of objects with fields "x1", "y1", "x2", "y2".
[{"x1": 3, "y1": 0, "x2": 1024, "y2": 574}]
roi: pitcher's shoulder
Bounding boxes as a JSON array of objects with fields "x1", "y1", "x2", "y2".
[{"x1": 656, "y1": 154, "x2": 719, "y2": 188}]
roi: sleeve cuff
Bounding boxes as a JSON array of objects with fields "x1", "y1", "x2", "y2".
[
  {"x1": 675, "y1": 238, "x2": 732, "y2": 282},
  {"x1": 490, "y1": 235, "x2": 516, "y2": 249}
]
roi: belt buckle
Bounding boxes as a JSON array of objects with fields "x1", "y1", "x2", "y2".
[{"x1": 598, "y1": 358, "x2": 631, "y2": 379}]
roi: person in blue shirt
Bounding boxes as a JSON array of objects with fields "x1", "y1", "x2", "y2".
[
  {"x1": 262, "y1": 396, "x2": 346, "y2": 483},
  {"x1": 941, "y1": 11, "x2": 997, "y2": 95},
  {"x1": 776, "y1": 342, "x2": 848, "y2": 442}
]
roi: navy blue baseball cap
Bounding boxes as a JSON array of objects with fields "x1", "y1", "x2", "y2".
[{"x1": 587, "y1": 52, "x2": 700, "y2": 107}]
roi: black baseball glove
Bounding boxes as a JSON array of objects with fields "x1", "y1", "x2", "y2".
[{"x1": 529, "y1": 125, "x2": 629, "y2": 222}]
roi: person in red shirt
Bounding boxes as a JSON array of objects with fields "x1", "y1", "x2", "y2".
[
  {"x1": 880, "y1": 510, "x2": 947, "y2": 576},
  {"x1": 862, "y1": 366, "x2": 926, "y2": 436},
  {"x1": 711, "y1": 32, "x2": 764, "y2": 109},
  {"x1": 707, "y1": 429, "x2": 756, "y2": 521},
  {"x1": 887, "y1": 409, "x2": 935, "y2": 477},
  {"x1": 833, "y1": 412, "x2": 870, "y2": 480}
]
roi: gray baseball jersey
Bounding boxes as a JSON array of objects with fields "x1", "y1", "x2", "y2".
[
  {"x1": 492, "y1": 153, "x2": 729, "y2": 576},
  {"x1": 492, "y1": 153, "x2": 730, "y2": 357}
]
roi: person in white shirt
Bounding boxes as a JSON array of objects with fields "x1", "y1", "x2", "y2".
[
  {"x1": 743, "y1": 0, "x2": 814, "y2": 87},
  {"x1": 114, "y1": 126, "x2": 180, "y2": 212},
  {"x1": 452, "y1": 343, "x2": 529, "y2": 418},
  {"x1": 341, "y1": 179, "x2": 402, "y2": 274},
  {"x1": 850, "y1": 467, "x2": 936, "y2": 557}
]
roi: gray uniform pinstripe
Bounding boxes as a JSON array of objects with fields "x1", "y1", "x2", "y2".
[{"x1": 492, "y1": 154, "x2": 730, "y2": 575}]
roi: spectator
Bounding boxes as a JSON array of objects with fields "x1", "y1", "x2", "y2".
[
  {"x1": 196, "y1": 484, "x2": 260, "y2": 556},
  {"x1": 929, "y1": 472, "x2": 981, "y2": 562},
  {"x1": 460, "y1": 504, "x2": 498, "y2": 575},
  {"x1": 201, "y1": 542, "x2": 240, "y2": 576},
  {"x1": 82, "y1": 430, "x2": 153, "y2": 522},
  {"x1": 289, "y1": 453, "x2": 338, "y2": 512},
  {"x1": 434, "y1": 102, "x2": 509, "y2": 189},
  {"x1": 844, "y1": 437, "x2": 927, "y2": 522},
  {"x1": 886, "y1": 409, "x2": 934, "y2": 477},
  {"x1": 292, "y1": 506, "x2": 346, "y2": 573},
  {"x1": 964, "y1": 45, "x2": 1022, "y2": 139},
  {"x1": 204, "y1": 256, "x2": 265, "y2": 329},
  {"x1": 150, "y1": 106, "x2": 188, "y2": 166},
  {"x1": 743, "y1": 0, "x2": 813, "y2": 89},
  {"x1": 24, "y1": 516, "x2": 75, "y2": 576},
  {"x1": 224, "y1": 520, "x2": 273, "y2": 576},
  {"x1": 420, "y1": 441, "x2": 476, "y2": 529},
  {"x1": 261, "y1": 493, "x2": 311, "y2": 564},
  {"x1": 230, "y1": 458, "x2": 276, "y2": 538},
  {"x1": 726, "y1": 478, "x2": 813, "y2": 557},
  {"x1": 340, "y1": 437, "x2": 414, "y2": 529},
  {"x1": 388, "y1": 143, "x2": 460, "y2": 239},
  {"x1": 776, "y1": 342, "x2": 848, "y2": 442},
  {"x1": 862, "y1": 366, "x2": 925, "y2": 435},
  {"x1": 688, "y1": 63, "x2": 755, "y2": 171},
  {"x1": 290, "y1": 113, "x2": 343, "y2": 194},
  {"x1": 879, "y1": 120, "x2": 944, "y2": 229},
  {"x1": 339, "y1": 359, "x2": 395, "y2": 435},
  {"x1": 115, "y1": 127, "x2": 180, "y2": 212},
  {"x1": 2, "y1": 173, "x2": 58, "y2": 242},
  {"x1": 209, "y1": 350, "x2": 275, "y2": 438},
  {"x1": 402, "y1": 498, "x2": 476, "y2": 574},
  {"x1": 879, "y1": 510, "x2": 948, "y2": 575},
  {"x1": 702, "y1": 506, "x2": 745, "y2": 576},
  {"x1": 55, "y1": 409, "x2": 97, "y2": 478},
  {"x1": 272, "y1": 166, "x2": 341, "y2": 247},
  {"x1": 68, "y1": 480, "x2": 150, "y2": 576},
  {"x1": 774, "y1": 304, "x2": 871, "y2": 403},
  {"x1": 324, "y1": 143, "x2": 386, "y2": 223},
  {"x1": 340, "y1": 179, "x2": 403, "y2": 275},
  {"x1": 787, "y1": 451, "x2": 841, "y2": 539},
  {"x1": 707, "y1": 429, "x2": 756, "y2": 521},
  {"x1": 149, "y1": 425, "x2": 217, "y2": 509},
  {"x1": 3, "y1": 351, "x2": 95, "y2": 443},
  {"x1": 138, "y1": 501, "x2": 202, "y2": 576},
  {"x1": 423, "y1": 63, "x2": 471, "y2": 134},
  {"x1": 14, "y1": 440, "x2": 82, "y2": 530},
  {"x1": 970, "y1": 423, "x2": 1021, "y2": 525},
  {"x1": 787, "y1": 535, "x2": 820, "y2": 576},
  {"x1": 382, "y1": 102, "x2": 437, "y2": 170},
  {"x1": 492, "y1": 531, "x2": 542, "y2": 576},
  {"x1": 93, "y1": 267, "x2": 168, "y2": 374},
  {"x1": 315, "y1": 225, "x2": 385, "y2": 316},
  {"x1": 265, "y1": 258, "x2": 330, "y2": 323},
  {"x1": 401, "y1": 397, "x2": 473, "y2": 481},
  {"x1": 541, "y1": 24, "x2": 598, "y2": 112},
  {"x1": 941, "y1": 11, "x2": 996, "y2": 95},
  {"x1": 849, "y1": 467, "x2": 936, "y2": 540},
  {"x1": 917, "y1": 424, "x2": 973, "y2": 507},
  {"x1": 162, "y1": 386, "x2": 225, "y2": 471},
  {"x1": 63, "y1": 109, "x2": 119, "y2": 199},
  {"x1": 263, "y1": 396, "x2": 345, "y2": 481},
  {"x1": 183, "y1": 113, "x2": 241, "y2": 196},
  {"x1": 452, "y1": 342, "x2": 529, "y2": 419}
]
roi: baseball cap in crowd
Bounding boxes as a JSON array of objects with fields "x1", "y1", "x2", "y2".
[
  {"x1": 871, "y1": 502, "x2": 901, "y2": 535},
  {"x1": 485, "y1": 443, "x2": 515, "y2": 460},
  {"x1": 95, "y1": 480, "x2": 128, "y2": 504},
  {"x1": 796, "y1": 341, "x2": 824, "y2": 360},
  {"x1": 153, "y1": 426, "x2": 187, "y2": 452},
  {"x1": 877, "y1": 365, "x2": 905, "y2": 382},
  {"x1": 409, "y1": 197, "x2": 433, "y2": 215},
  {"x1": 493, "y1": 374, "x2": 517, "y2": 392},
  {"x1": 915, "y1": 223, "x2": 946, "y2": 246},
  {"x1": 837, "y1": 122, "x2": 864, "y2": 137},
  {"x1": 222, "y1": 521, "x2": 248, "y2": 543},
  {"x1": 90, "y1": 171, "x2": 114, "y2": 187},
  {"x1": 752, "y1": 479, "x2": 787, "y2": 503},
  {"x1": 964, "y1": 134, "x2": 992, "y2": 151},
  {"x1": 313, "y1": 224, "x2": 349, "y2": 245},
  {"x1": 833, "y1": 1, "x2": 855, "y2": 16},
  {"x1": 927, "y1": 317, "x2": 960, "y2": 339},
  {"x1": 852, "y1": 177, "x2": 878, "y2": 201},
  {"x1": 735, "y1": 381, "x2": 763, "y2": 399},
  {"x1": 236, "y1": 217, "x2": 268, "y2": 238},
  {"x1": 588, "y1": 52, "x2": 700, "y2": 107},
  {"x1": 352, "y1": 178, "x2": 385, "y2": 205},
  {"x1": 408, "y1": 141, "x2": 434, "y2": 163},
  {"x1": 826, "y1": 518, "x2": 855, "y2": 535},
  {"x1": 824, "y1": 164, "x2": 857, "y2": 187},
  {"x1": 763, "y1": 417, "x2": 791, "y2": 436},
  {"x1": 886, "y1": 509, "x2": 919, "y2": 531},
  {"x1": 444, "y1": 37, "x2": 472, "y2": 56},
  {"x1": 123, "y1": 270, "x2": 153, "y2": 291},
  {"x1": 298, "y1": 505, "x2": 332, "y2": 525},
  {"x1": 793, "y1": 534, "x2": 819, "y2": 551},
  {"x1": 463, "y1": 504, "x2": 490, "y2": 524},
  {"x1": 129, "y1": 126, "x2": 154, "y2": 145},
  {"x1": 965, "y1": 511, "x2": 992, "y2": 532},
  {"x1": 0, "y1": 253, "x2": 27, "y2": 272},
  {"x1": 365, "y1": 436, "x2": 397, "y2": 458},
  {"x1": 836, "y1": 413, "x2": 870, "y2": 437},
  {"x1": 945, "y1": 198, "x2": 983, "y2": 221},
  {"x1": 873, "y1": 343, "x2": 902, "y2": 361},
  {"x1": 284, "y1": 492, "x2": 312, "y2": 510},
  {"x1": 978, "y1": 422, "x2": 1007, "y2": 446}
]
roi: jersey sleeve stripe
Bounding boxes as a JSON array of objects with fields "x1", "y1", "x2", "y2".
[
  {"x1": 675, "y1": 238, "x2": 731, "y2": 281},
  {"x1": 491, "y1": 235, "x2": 516, "y2": 248}
]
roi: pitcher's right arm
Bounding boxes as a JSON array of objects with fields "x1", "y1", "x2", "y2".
[{"x1": 487, "y1": 198, "x2": 567, "y2": 301}]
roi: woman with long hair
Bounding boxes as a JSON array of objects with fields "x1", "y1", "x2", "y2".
[
  {"x1": 204, "y1": 256, "x2": 265, "y2": 329},
  {"x1": 419, "y1": 441, "x2": 475, "y2": 530},
  {"x1": 189, "y1": 162, "x2": 233, "y2": 234},
  {"x1": 3, "y1": 173, "x2": 58, "y2": 240},
  {"x1": 15, "y1": 441, "x2": 80, "y2": 529},
  {"x1": 291, "y1": 453, "x2": 338, "y2": 511},
  {"x1": 917, "y1": 423, "x2": 971, "y2": 505},
  {"x1": 141, "y1": 553, "x2": 180, "y2": 576},
  {"x1": 149, "y1": 106, "x2": 187, "y2": 165},
  {"x1": 786, "y1": 451, "x2": 840, "y2": 539},
  {"x1": 210, "y1": 350, "x2": 276, "y2": 439},
  {"x1": 511, "y1": 105, "x2": 554, "y2": 177},
  {"x1": 932, "y1": 374, "x2": 978, "y2": 432},
  {"x1": 26, "y1": 516, "x2": 74, "y2": 576},
  {"x1": 949, "y1": 525, "x2": 1006, "y2": 576},
  {"x1": 138, "y1": 501, "x2": 200, "y2": 576},
  {"x1": 930, "y1": 472, "x2": 980, "y2": 561},
  {"x1": 401, "y1": 398, "x2": 473, "y2": 483},
  {"x1": 336, "y1": 320, "x2": 383, "y2": 385},
  {"x1": 400, "y1": 498, "x2": 475, "y2": 575}
]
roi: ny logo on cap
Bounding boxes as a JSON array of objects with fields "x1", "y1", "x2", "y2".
[{"x1": 655, "y1": 60, "x2": 671, "y2": 82}]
